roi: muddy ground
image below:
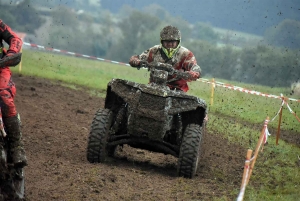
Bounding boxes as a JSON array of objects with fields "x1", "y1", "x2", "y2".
[{"x1": 12, "y1": 74, "x2": 297, "y2": 201}]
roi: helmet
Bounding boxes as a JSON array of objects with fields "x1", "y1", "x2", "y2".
[
  {"x1": 160, "y1": 25, "x2": 181, "y2": 41},
  {"x1": 160, "y1": 25, "x2": 181, "y2": 59}
]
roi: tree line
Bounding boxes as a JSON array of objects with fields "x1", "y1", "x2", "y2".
[{"x1": 0, "y1": 1, "x2": 299, "y2": 87}]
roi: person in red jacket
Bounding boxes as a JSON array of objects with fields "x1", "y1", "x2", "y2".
[
  {"x1": 0, "y1": 19, "x2": 27, "y2": 167},
  {"x1": 129, "y1": 25, "x2": 201, "y2": 92}
]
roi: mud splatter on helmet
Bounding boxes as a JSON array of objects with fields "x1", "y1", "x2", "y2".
[
  {"x1": 160, "y1": 25, "x2": 181, "y2": 59},
  {"x1": 160, "y1": 25, "x2": 181, "y2": 41}
]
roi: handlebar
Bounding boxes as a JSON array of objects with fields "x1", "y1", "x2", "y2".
[
  {"x1": 140, "y1": 61, "x2": 192, "y2": 81},
  {"x1": 0, "y1": 53, "x2": 22, "y2": 68}
]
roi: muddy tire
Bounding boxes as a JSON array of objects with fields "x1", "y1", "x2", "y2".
[
  {"x1": 0, "y1": 166, "x2": 25, "y2": 201},
  {"x1": 12, "y1": 168, "x2": 25, "y2": 200},
  {"x1": 177, "y1": 124, "x2": 203, "y2": 179},
  {"x1": 87, "y1": 108, "x2": 113, "y2": 163}
]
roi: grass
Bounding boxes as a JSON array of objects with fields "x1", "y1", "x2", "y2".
[
  {"x1": 18, "y1": 49, "x2": 149, "y2": 91},
  {"x1": 189, "y1": 80, "x2": 299, "y2": 132},
  {"x1": 14, "y1": 49, "x2": 300, "y2": 200}
]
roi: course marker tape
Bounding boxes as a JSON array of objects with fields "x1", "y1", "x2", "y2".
[
  {"x1": 23, "y1": 42, "x2": 131, "y2": 66},
  {"x1": 283, "y1": 98, "x2": 300, "y2": 122},
  {"x1": 23, "y1": 42, "x2": 299, "y2": 103},
  {"x1": 198, "y1": 78, "x2": 300, "y2": 103}
]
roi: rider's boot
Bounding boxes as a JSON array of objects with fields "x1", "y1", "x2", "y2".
[{"x1": 3, "y1": 115, "x2": 27, "y2": 168}]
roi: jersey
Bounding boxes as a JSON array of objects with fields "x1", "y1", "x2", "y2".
[
  {"x1": 0, "y1": 19, "x2": 22, "y2": 117},
  {"x1": 132, "y1": 45, "x2": 201, "y2": 92}
]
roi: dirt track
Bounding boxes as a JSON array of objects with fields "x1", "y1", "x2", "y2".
[{"x1": 14, "y1": 74, "x2": 248, "y2": 201}]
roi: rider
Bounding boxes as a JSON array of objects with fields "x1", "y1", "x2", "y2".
[
  {"x1": 0, "y1": 19, "x2": 27, "y2": 167},
  {"x1": 129, "y1": 25, "x2": 201, "y2": 92}
]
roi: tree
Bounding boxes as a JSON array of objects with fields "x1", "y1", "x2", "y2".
[
  {"x1": 51, "y1": 6, "x2": 79, "y2": 28},
  {"x1": 192, "y1": 22, "x2": 220, "y2": 44},
  {"x1": 238, "y1": 45, "x2": 300, "y2": 87},
  {"x1": 264, "y1": 19, "x2": 300, "y2": 49},
  {"x1": 106, "y1": 10, "x2": 161, "y2": 62},
  {"x1": 184, "y1": 40, "x2": 240, "y2": 80},
  {"x1": 143, "y1": 4, "x2": 169, "y2": 21},
  {"x1": 0, "y1": 0, "x2": 45, "y2": 33},
  {"x1": 0, "y1": 8, "x2": 18, "y2": 28}
]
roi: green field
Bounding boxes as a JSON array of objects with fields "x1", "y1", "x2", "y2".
[{"x1": 14, "y1": 49, "x2": 300, "y2": 200}]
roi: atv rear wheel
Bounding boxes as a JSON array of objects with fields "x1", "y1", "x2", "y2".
[
  {"x1": 177, "y1": 124, "x2": 203, "y2": 178},
  {"x1": 87, "y1": 108, "x2": 113, "y2": 163}
]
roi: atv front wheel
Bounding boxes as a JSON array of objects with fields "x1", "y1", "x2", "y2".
[
  {"x1": 177, "y1": 124, "x2": 203, "y2": 178},
  {"x1": 87, "y1": 108, "x2": 113, "y2": 163},
  {"x1": 12, "y1": 168, "x2": 25, "y2": 200},
  {"x1": 0, "y1": 168, "x2": 25, "y2": 201}
]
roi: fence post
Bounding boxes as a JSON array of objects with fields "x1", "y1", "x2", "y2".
[
  {"x1": 210, "y1": 78, "x2": 215, "y2": 106},
  {"x1": 276, "y1": 95, "x2": 284, "y2": 145},
  {"x1": 237, "y1": 149, "x2": 253, "y2": 201},
  {"x1": 247, "y1": 116, "x2": 269, "y2": 185},
  {"x1": 18, "y1": 46, "x2": 23, "y2": 73}
]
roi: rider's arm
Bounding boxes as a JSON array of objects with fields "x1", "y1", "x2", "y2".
[
  {"x1": 0, "y1": 20, "x2": 22, "y2": 56},
  {"x1": 182, "y1": 51, "x2": 201, "y2": 81},
  {"x1": 189, "y1": 65, "x2": 201, "y2": 79},
  {"x1": 129, "y1": 46, "x2": 156, "y2": 68}
]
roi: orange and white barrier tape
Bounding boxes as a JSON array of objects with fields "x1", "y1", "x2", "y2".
[
  {"x1": 263, "y1": 126, "x2": 271, "y2": 144},
  {"x1": 198, "y1": 78, "x2": 300, "y2": 103},
  {"x1": 258, "y1": 95, "x2": 300, "y2": 146},
  {"x1": 23, "y1": 42, "x2": 299, "y2": 104},
  {"x1": 285, "y1": 100, "x2": 300, "y2": 122},
  {"x1": 23, "y1": 42, "x2": 130, "y2": 67}
]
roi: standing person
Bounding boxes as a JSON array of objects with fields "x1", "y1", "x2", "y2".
[
  {"x1": 0, "y1": 19, "x2": 27, "y2": 167},
  {"x1": 129, "y1": 25, "x2": 201, "y2": 92}
]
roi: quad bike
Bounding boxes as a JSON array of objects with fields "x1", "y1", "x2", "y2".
[
  {"x1": 0, "y1": 53, "x2": 25, "y2": 201},
  {"x1": 87, "y1": 61, "x2": 207, "y2": 178}
]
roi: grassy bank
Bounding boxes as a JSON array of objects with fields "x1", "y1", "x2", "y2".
[{"x1": 14, "y1": 49, "x2": 300, "y2": 200}]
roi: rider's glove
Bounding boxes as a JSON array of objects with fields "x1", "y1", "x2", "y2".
[
  {"x1": 7, "y1": 38, "x2": 22, "y2": 57},
  {"x1": 132, "y1": 58, "x2": 141, "y2": 66},
  {"x1": 186, "y1": 71, "x2": 200, "y2": 82},
  {"x1": 1, "y1": 52, "x2": 22, "y2": 68},
  {"x1": 129, "y1": 56, "x2": 141, "y2": 68},
  {"x1": 4, "y1": 51, "x2": 16, "y2": 58}
]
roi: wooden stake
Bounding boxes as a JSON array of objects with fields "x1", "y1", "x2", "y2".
[
  {"x1": 210, "y1": 78, "x2": 215, "y2": 106},
  {"x1": 276, "y1": 95, "x2": 285, "y2": 145},
  {"x1": 276, "y1": 105, "x2": 283, "y2": 145},
  {"x1": 240, "y1": 149, "x2": 253, "y2": 188},
  {"x1": 18, "y1": 46, "x2": 23, "y2": 73},
  {"x1": 237, "y1": 149, "x2": 253, "y2": 201},
  {"x1": 247, "y1": 117, "x2": 269, "y2": 185}
]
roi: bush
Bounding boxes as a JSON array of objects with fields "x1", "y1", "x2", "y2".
[{"x1": 264, "y1": 19, "x2": 300, "y2": 49}]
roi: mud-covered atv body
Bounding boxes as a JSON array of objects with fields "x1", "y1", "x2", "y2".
[{"x1": 87, "y1": 62, "x2": 207, "y2": 178}]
